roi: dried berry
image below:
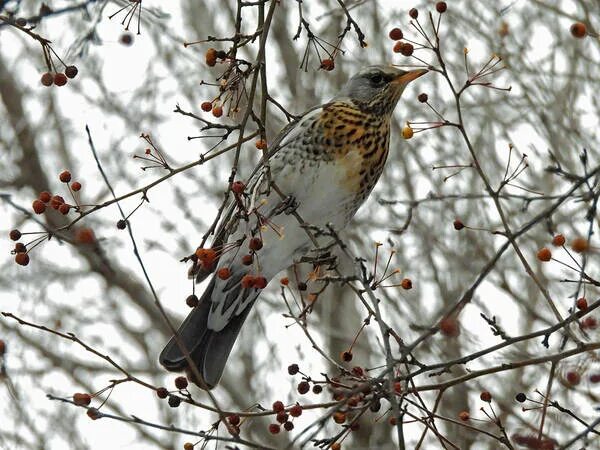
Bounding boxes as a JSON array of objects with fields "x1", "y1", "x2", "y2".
[
  {"x1": 228, "y1": 414, "x2": 240, "y2": 426},
  {"x1": 73, "y1": 393, "x2": 92, "y2": 406},
  {"x1": 249, "y1": 237, "x2": 263, "y2": 251},
  {"x1": 120, "y1": 33, "x2": 133, "y2": 46},
  {"x1": 205, "y1": 48, "x2": 218, "y2": 66},
  {"x1": 276, "y1": 412, "x2": 288, "y2": 423},
  {"x1": 536, "y1": 247, "x2": 552, "y2": 262},
  {"x1": 552, "y1": 234, "x2": 565, "y2": 246},
  {"x1": 59, "y1": 170, "x2": 72, "y2": 183},
  {"x1": 402, "y1": 126, "x2": 414, "y2": 139},
  {"x1": 570, "y1": 22, "x2": 587, "y2": 39},
  {"x1": 54, "y1": 73, "x2": 68, "y2": 87},
  {"x1": 283, "y1": 421, "x2": 294, "y2": 431},
  {"x1": 480, "y1": 391, "x2": 492, "y2": 402},
  {"x1": 41, "y1": 72, "x2": 53, "y2": 87},
  {"x1": 0, "y1": 340, "x2": 5, "y2": 356},
  {"x1": 435, "y1": 2, "x2": 447, "y2": 13},
  {"x1": 71, "y1": 181, "x2": 82, "y2": 191},
  {"x1": 297, "y1": 381, "x2": 310, "y2": 394},
  {"x1": 217, "y1": 267, "x2": 231, "y2": 280},
  {"x1": 312, "y1": 384, "x2": 323, "y2": 394},
  {"x1": 186, "y1": 294, "x2": 199, "y2": 308},
  {"x1": 175, "y1": 376, "x2": 188, "y2": 390},
  {"x1": 400, "y1": 278, "x2": 412, "y2": 290},
  {"x1": 458, "y1": 411, "x2": 470, "y2": 421},
  {"x1": 288, "y1": 363, "x2": 299, "y2": 375},
  {"x1": 231, "y1": 181, "x2": 245, "y2": 194},
  {"x1": 515, "y1": 392, "x2": 526, "y2": 403},
  {"x1": 201, "y1": 101, "x2": 213, "y2": 112},
  {"x1": 117, "y1": 220, "x2": 127, "y2": 230},
  {"x1": 272, "y1": 400, "x2": 285, "y2": 412},
  {"x1": 65, "y1": 65, "x2": 78, "y2": 79},
  {"x1": 241, "y1": 254, "x2": 253, "y2": 266},
  {"x1": 168, "y1": 395, "x2": 181, "y2": 407},
  {"x1": 15, "y1": 17, "x2": 27, "y2": 27},
  {"x1": 417, "y1": 93, "x2": 428, "y2": 103},
  {"x1": 388, "y1": 28, "x2": 403, "y2": 41},
  {"x1": 87, "y1": 408, "x2": 100, "y2": 420},
  {"x1": 32, "y1": 199, "x2": 46, "y2": 214},
  {"x1": 453, "y1": 219, "x2": 464, "y2": 230},
  {"x1": 9, "y1": 229, "x2": 21, "y2": 241},
  {"x1": 576, "y1": 298, "x2": 588, "y2": 311},
  {"x1": 409, "y1": 8, "x2": 418, "y2": 19},
  {"x1": 156, "y1": 387, "x2": 168, "y2": 399},
  {"x1": 320, "y1": 59, "x2": 335, "y2": 71},
  {"x1": 14, "y1": 243, "x2": 26, "y2": 253},
  {"x1": 571, "y1": 237, "x2": 589, "y2": 253},
  {"x1": 341, "y1": 351, "x2": 353, "y2": 362},
  {"x1": 39, "y1": 191, "x2": 52, "y2": 203},
  {"x1": 289, "y1": 404, "x2": 302, "y2": 417},
  {"x1": 15, "y1": 253, "x2": 29, "y2": 266},
  {"x1": 297, "y1": 282, "x2": 307, "y2": 291}
]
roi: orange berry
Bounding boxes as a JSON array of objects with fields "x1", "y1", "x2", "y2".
[
  {"x1": 59, "y1": 170, "x2": 72, "y2": 183},
  {"x1": 201, "y1": 101, "x2": 212, "y2": 112},
  {"x1": 400, "y1": 278, "x2": 412, "y2": 290},
  {"x1": 388, "y1": 28, "x2": 403, "y2": 40},
  {"x1": 576, "y1": 298, "x2": 588, "y2": 311},
  {"x1": 217, "y1": 267, "x2": 231, "y2": 280},
  {"x1": 15, "y1": 253, "x2": 29, "y2": 266},
  {"x1": 205, "y1": 48, "x2": 218, "y2": 66},
  {"x1": 54, "y1": 73, "x2": 67, "y2": 86},
  {"x1": 212, "y1": 105, "x2": 223, "y2": 118},
  {"x1": 537, "y1": 247, "x2": 552, "y2": 262},
  {"x1": 255, "y1": 139, "x2": 267, "y2": 150},
  {"x1": 571, "y1": 237, "x2": 589, "y2": 253},
  {"x1": 402, "y1": 126, "x2": 414, "y2": 139},
  {"x1": 41, "y1": 72, "x2": 53, "y2": 87},
  {"x1": 440, "y1": 317, "x2": 460, "y2": 337},
  {"x1": 331, "y1": 444, "x2": 342, "y2": 450},
  {"x1": 280, "y1": 277, "x2": 289, "y2": 286},
  {"x1": 39, "y1": 191, "x2": 52, "y2": 203},
  {"x1": 570, "y1": 22, "x2": 587, "y2": 38},
  {"x1": 73, "y1": 393, "x2": 92, "y2": 406},
  {"x1": 320, "y1": 58, "x2": 335, "y2": 71},
  {"x1": 418, "y1": 93, "x2": 429, "y2": 103},
  {"x1": 71, "y1": 181, "x2": 82, "y2": 191},
  {"x1": 183, "y1": 443, "x2": 194, "y2": 450},
  {"x1": 32, "y1": 199, "x2": 46, "y2": 214},
  {"x1": 75, "y1": 228, "x2": 95, "y2": 244},
  {"x1": 552, "y1": 234, "x2": 565, "y2": 246},
  {"x1": 458, "y1": 411, "x2": 470, "y2": 421}
]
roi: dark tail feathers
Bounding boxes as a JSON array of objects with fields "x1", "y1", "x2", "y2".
[{"x1": 159, "y1": 278, "x2": 253, "y2": 389}]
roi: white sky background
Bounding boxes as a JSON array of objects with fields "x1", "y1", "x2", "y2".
[{"x1": 1, "y1": 0, "x2": 598, "y2": 449}]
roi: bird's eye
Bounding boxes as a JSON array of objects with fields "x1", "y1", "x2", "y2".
[{"x1": 370, "y1": 73, "x2": 384, "y2": 84}]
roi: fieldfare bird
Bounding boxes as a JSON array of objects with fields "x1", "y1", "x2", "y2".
[{"x1": 160, "y1": 65, "x2": 427, "y2": 388}]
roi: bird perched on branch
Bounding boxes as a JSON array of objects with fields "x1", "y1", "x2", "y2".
[{"x1": 159, "y1": 65, "x2": 427, "y2": 388}]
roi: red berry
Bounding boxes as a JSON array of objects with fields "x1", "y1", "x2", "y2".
[
  {"x1": 537, "y1": 247, "x2": 552, "y2": 262},
  {"x1": 217, "y1": 267, "x2": 231, "y2": 280},
  {"x1": 268, "y1": 424, "x2": 280, "y2": 434},
  {"x1": 65, "y1": 65, "x2": 78, "y2": 79},
  {"x1": 241, "y1": 274, "x2": 255, "y2": 289},
  {"x1": 75, "y1": 228, "x2": 95, "y2": 244},
  {"x1": 582, "y1": 316, "x2": 598, "y2": 330},
  {"x1": 280, "y1": 277, "x2": 289, "y2": 286},
  {"x1": 458, "y1": 411, "x2": 470, "y2": 421},
  {"x1": 255, "y1": 139, "x2": 267, "y2": 150},
  {"x1": 589, "y1": 374, "x2": 600, "y2": 383},
  {"x1": 276, "y1": 412, "x2": 288, "y2": 423},
  {"x1": 409, "y1": 8, "x2": 418, "y2": 19},
  {"x1": 9, "y1": 229, "x2": 21, "y2": 241},
  {"x1": 59, "y1": 170, "x2": 72, "y2": 183},
  {"x1": 388, "y1": 28, "x2": 403, "y2": 40},
  {"x1": 231, "y1": 181, "x2": 245, "y2": 194},
  {"x1": 341, "y1": 351, "x2": 353, "y2": 362},
  {"x1": 58, "y1": 203, "x2": 70, "y2": 215},
  {"x1": 205, "y1": 48, "x2": 218, "y2": 66},
  {"x1": 566, "y1": 371, "x2": 580, "y2": 385},
  {"x1": 249, "y1": 237, "x2": 263, "y2": 251},
  {"x1": 201, "y1": 101, "x2": 213, "y2": 112},
  {"x1": 552, "y1": 234, "x2": 565, "y2": 246},
  {"x1": 480, "y1": 391, "x2": 492, "y2": 402},
  {"x1": 333, "y1": 412, "x2": 346, "y2": 424},
  {"x1": 571, "y1": 237, "x2": 589, "y2": 253},
  {"x1": 453, "y1": 219, "x2": 464, "y2": 230},
  {"x1": 436, "y1": 2, "x2": 447, "y2": 13},
  {"x1": 440, "y1": 317, "x2": 460, "y2": 337},
  {"x1": 0, "y1": 340, "x2": 5, "y2": 355},
  {"x1": 272, "y1": 401, "x2": 285, "y2": 412},
  {"x1": 50, "y1": 195, "x2": 65, "y2": 209},
  {"x1": 73, "y1": 393, "x2": 92, "y2": 406},
  {"x1": 156, "y1": 387, "x2": 168, "y2": 399},
  {"x1": 41, "y1": 72, "x2": 53, "y2": 87},
  {"x1": 570, "y1": 22, "x2": 587, "y2": 39},
  {"x1": 212, "y1": 105, "x2": 223, "y2": 117},
  {"x1": 174, "y1": 376, "x2": 188, "y2": 390},
  {"x1": 186, "y1": 294, "x2": 199, "y2": 308},
  {"x1": 253, "y1": 276, "x2": 267, "y2": 289},
  {"x1": 401, "y1": 278, "x2": 412, "y2": 290},
  {"x1": 241, "y1": 254, "x2": 253, "y2": 266},
  {"x1": 120, "y1": 33, "x2": 133, "y2": 46},
  {"x1": 320, "y1": 59, "x2": 335, "y2": 71},
  {"x1": 576, "y1": 297, "x2": 588, "y2": 311},
  {"x1": 54, "y1": 73, "x2": 68, "y2": 86},
  {"x1": 15, "y1": 253, "x2": 30, "y2": 266},
  {"x1": 71, "y1": 181, "x2": 82, "y2": 191},
  {"x1": 87, "y1": 408, "x2": 100, "y2": 420},
  {"x1": 39, "y1": 191, "x2": 52, "y2": 203},
  {"x1": 289, "y1": 404, "x2": 302, "y2": 417},
  {"x1": 297, "y1": 381, "x2": 310, "y2": 394},
  {"x1": 399, "y1": 42, "x2": 414, "y2": 56},
  {"x1": 32, "y1": 199, "x2": 46, "y2": 214},
  {"x1": 15, "y1": 243, "x2": 26, "y2": 253}
]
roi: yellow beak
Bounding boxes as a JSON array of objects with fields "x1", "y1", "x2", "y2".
[{"x1": 393, "y1": 68, "x2": 428, "y2": 84}]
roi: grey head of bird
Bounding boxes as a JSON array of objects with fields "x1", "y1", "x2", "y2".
[{"x1": 336, "y1": 64, "x2": 428, "y2": 116}]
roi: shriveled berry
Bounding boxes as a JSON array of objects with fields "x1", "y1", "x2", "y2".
[
  {"x1": 156, "y1": 387, "x2": 168, "y2": 399},
  {"x1": 205, "y1": 48, "x2": 218, "y2": 66},
  {"x1": 276, "y1": 412, "x2": 288, "y2": 423},
  {"x1": 231, "y1": 181, "x2": 245, "y2": 194},
  {"x1": 297, "y1": 282, "x2": 307, "y2": 291},
  {"x1": 87, "y1": 408, "x2": 100, "y2": 420},
  {"x1": 41, "y1": 72, "x2": 53, "y2": 87},
  {"x1": 186, "y1": 294, "x2": 199, "y2": 307},
  {"x1": 120, "y1": 33, "x2": 133, "y2": 46},
  {"x1": 566, "y1": 371, "x2": 580, "y2": 386},
  {"x1": 255, "y1": 139, "x2": 267, "y2": 150},
  {"x1": 272, "y1": 400, "x2": 285, "y2": 412},
  {"x1": 312, "y1": 384, "x2": 323, "y2": 394},
  {"x1": 59, "y1": 203, "x2": 70, "y2": 215},
  {"x1": 351, "y1": 366, "x2": 364, "y2": 377},
  {"x1": 15, "y1": 253, "x2": 29, "y2": 266},
  {"x1": 393, "y1": 41, "x2": 404, "y2": 53},
  {"x1": 50, "y1": 195, "x2": 65, "y2": 209},
  {"x1": 71, "y1": 181, "x2": 82, "y2": 191},
  {"x1": 54, "y1": 73, "x2": 68, "y2": 86},
  {"x1": 297, "y1": 381, "x2": 310, "y2": 394},
  {"x1": 14, "y1": 243, "x2": 26, "y2": 253},
  {"x1": 268, "y1": 423, "x2": 280, "y2": 434},
  {"x1": 458, "y1": 411, "x2": 470, "y2": 421},
  {"x1": 331, "y1": 443, "x2": 341, "y2": 450},
  {"x1": 39, "y1": 191, "x2": 52, "y2": 203},
  {"x1": 168, "y1": 395, "x2": 181, "y2": 407},
  {"x1": 436, "y1": 2, "x2": 447, "y2": 13},
  {"x1": 201, "y1": 101, "x2": 213, "y2": 112},
  {"x1": 409, "y1": 8, "x2": 418, "y2": 19},
  {"x1": 175, "y1": 376, "x2": 188, "y2": 390},
  {"x1": 241, "y1": 274, "x2": 255, "y2": 289},
  {"x1": 417, "y1": 93, "x2": 428, "y2": 103},
  {"x1": 75, "y1": 228, "x2": 95, "y2": 244},
  {"x1": 249, "y1": 237, "x2": 263, "y2": 251},
  {"x1": 389, "y1": 28, "x2": 403, "y2": 40},
  {"x1": 32, "y1": 199, "x2": 46, "y2": 214},
  {"x1": 582, "y1": 316, "x2": 598, "y2": 330},
  {"x1": 570, "y1": 22, "x2": 587, "y2": 39},
  {"x1": 341, "y1": 351, "x2": 353, "y2": 362},
  {"x1": 183, "y1": 443, "x2": 194, "y2": 450},
  {"x1": 402, "y1": 126, "x2": 414, "y2": 139},
  {"x1": 571, "y1": 237, "x2": 588, "y2": 253},
  {"x1": 399, "y1": 42, "x2": 414, "y2": 56},
  {"x1": 576, "y1": 298, "x2": 588, "y2": 311},
  {"x1": 283, "y1": 421, "x2": 294, "y2": 431},
  {"x1": 117, "y1": 220, "x2": 127, "y2": 230},
  {"x1": 253, "y1": 276, "x2": 267, "y2": 289},
  {"x1": 515, "y1": 392, "x2": 526, "y2": 403},
  {"x1": 320, "y1": 59, "x2": 335, "y2": 71},
  {"x1": 9, "y1": 229, "x2": 21, "y2": 241},
  {"x1": 65, "y1": 66, "x2": 78, "y2": 79},
  {"x1": 217, "y1": 267, "x2": 231, "y2": 280},
  {"x1": 480, "y1": 391, "x2": 492, "y2": 402},
  {"x1": 333, "y1": 412, "x2": 346, "y2": 424},
  {"x1": 73, "y1": 393, "x2": 92, "y2": 406},
  {"x1": 552, "y1": 234, "x2": 565, "y2": 246},
  {"x1": 440, "y1": 317, "x2": 460, "y2": 337},
  {"x1": 537, "y1": 247, "x2": 552, "y2": 262},
  {"x1": 453, "y1": 219, "x2": 464, "y2": 230},
  {"x1": 59, "y1": 170, "x2": 72, "y2": 183},
  {"x1": 289, "y1": 404, "x2": 302, "y2": 417},
  {"x1": 288, "y1": 363, "x2": 299, "y2": 375},
  {"x1": 241, "y1": 254, "x2": 253, "y2": 265},
  {"x1": 228, "y1": 414, "x2": 240, "y2": 426},
  {"x1": 212, "y1": 105, "x2": 223, "y2": 118},
  {"x1": 401, "y1": 278, "x2": 412, "y2": 290}
]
